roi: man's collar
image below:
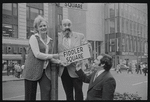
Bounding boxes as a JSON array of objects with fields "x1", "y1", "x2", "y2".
[{"x1": 62, "y1": 31, "x2": 73, "y2": 38}]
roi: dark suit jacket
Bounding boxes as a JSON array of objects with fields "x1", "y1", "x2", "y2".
[{"x1": 75, "y1": 69, "x2": 116, "y2": 100}]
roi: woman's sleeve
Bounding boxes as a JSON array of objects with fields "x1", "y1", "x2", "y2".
[{"x1": 29, "y1": 35, "x2": 53, "y2": 60}]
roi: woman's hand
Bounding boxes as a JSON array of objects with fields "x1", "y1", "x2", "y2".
[
  {"x1": 52, "y1": 54, "x2": 60, "y2": 59},
  {"x1": 60, "y1": 61, "x2": 70, "y2": 67}
]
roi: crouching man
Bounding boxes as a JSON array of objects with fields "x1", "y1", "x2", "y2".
[{"x1": 75, "y1": 54, "x2": 116, "y2": 100}]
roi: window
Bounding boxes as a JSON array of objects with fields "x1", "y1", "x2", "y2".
[
  {"x1": 122, "y1": 37, "x2": 125, "y2": 52},
  {"x1": 105, "y1": 34, "x2": 109, "y2": 53},
  {"x1": 141, "y1": 39, "x2": 143, "y2": 53},
  {"x1": 88, "y1": 40, "x2": 94, "y2": 58},
  {"x1": 125, "y1": 35, "x2": 128, "y2": 52},
  {"x1": 110, "y1": 27, "x2": 115, "y2": 34},
  {"x1": 137, "y1": 23, "x2": 139, "y2": 35},
  {"x1": 132, "y1": 36, "x2": 135, "y2": 52},
  {"x1": 3, "y1": 24, "x2": 12, "y2": 37},
  {"x1": 58, "y1": 14, "x2": 63, "y2": 32},
  {"x1": 13, "y1": 3, "x2": 17, "y2": 16},
  {"x1": 127, "y1": 35, "x2": 130, "y2": 52},
  {"x1": 144, "y1": 41, "x2": 147, "y2": 54},
  {"x1": 110, "y1": 38, "x2": 115, "y2": 52},
  {"x1": 114, "y1": 3, "x2": 118, "y2": 17},
  {"x1": 95, "y1": 41, "x2": 101, "y2": 55},
  {"x1": 140, "y1": 25, "x2": 142, "y2": 37},
  {"x1": 130, "y1": 36, "x2": 132, "y2": 52},
  {"x1": 134, "y1": 37, "x2": 136, "y2": 52},
  {"x1": 122, "y1": 18, "x2": 124, "y2": 33},
  {"x1": 130, "y1": 21, "x2": 132, "y2": 35},
  {"x1": 26, "y1": 4, "x2": 43, "y2": 39},
  {"x1": 30, "y1": 8, "x2": 39, "y2": 20},
  {"x1": 129, "y1": 36, "x2": 131, "y2": 52},
  {"x1": 98, "y1": 41, "x2": 101, "y2": 55},
  {"x1": 138, "y1": 38, "x2": 140, "y2": 52},
  {"x1": 3, "y1": 3, "x2": 12, "y2": 16},
  {"x1": 110, "y1": 8, "x2": 115, "y2": 18},
  {"x1": 126, "y1": 20, "x2": 128, "y2": 34},
  {"x1": 2, "y1": 3, "x2": 18, "y2": 38},
  {"x1": 135, "y1": 22, "x2": 137, "y2": 36},
  {"x1": 26, "y1": 6, "x2": 29, "y2": 19},
  {"x1": 109, "y1": 16, "x2": 115, "y2": 34}
]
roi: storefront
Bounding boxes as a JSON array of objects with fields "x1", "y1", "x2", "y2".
[{"x1": 2, "y1": 44, "x2": 28, "y2": 68}]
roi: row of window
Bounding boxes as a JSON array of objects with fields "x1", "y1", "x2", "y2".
[
  {"x1": 105, "y1": 17, "x2": 147, "y2": 39},
  {"x1": 105, "y1": 3, "x2": 147, "y2": 26},
  {"x1": 88, "y1": 40, "x2": 101, "y2": 59},
  {"x1": 26, "y1": 5, "x2": 44, "y2": 39},
  {"x1": 105, "y1": 34, "x2": 147, "y2": 54},
  {"x1": 2, "y1": 3, "x2": 44, "y2": 39},
  {"x1": 121, "y1": 35, "x2": 146, "y2": 53},
  {"x1": 3, "y1": 3, "x2": 18, "y2": 38}
]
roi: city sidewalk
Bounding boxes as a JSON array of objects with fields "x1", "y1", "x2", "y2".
[
  {"x1": 2, "y1": 71, "x2": 24, "y2": 82},
  {"x1": 2, "y1": 68, "x2": 115, "y2": 82}
]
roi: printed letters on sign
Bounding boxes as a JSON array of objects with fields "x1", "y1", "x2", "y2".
[
  {"x1": 6, "y1": 46, "x2": 12, "y2": 54},
  {"x1": 19, "y1": 47, "x2": 23, "y2": 54},
  {"x1": 59, "y1": 44, "x2": 91, "y2": 64},
  {"x1": 13, "y1": 46, "x2": 18, "y2": 54}
]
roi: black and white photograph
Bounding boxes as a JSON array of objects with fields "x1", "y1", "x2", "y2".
[{"x1": 2, "y1": 3, "x2": 148, "y2": 100}]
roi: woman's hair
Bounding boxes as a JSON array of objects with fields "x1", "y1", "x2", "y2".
[
  {"x1": 99, "y1": 53, "x2": 113, "y2": 71},
  {"x1": 33, "y1": 15, "x2": 48, "y2": 33}
]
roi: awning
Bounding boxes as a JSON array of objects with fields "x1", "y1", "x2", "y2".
[
  {"x1": 140, "y1": 58, "x2": 148, "y2": 63},
  {"x1": 2, "y1": 54, "x2": 27, "y2": 60}
]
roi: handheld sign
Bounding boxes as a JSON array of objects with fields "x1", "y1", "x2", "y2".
[{"x1": 59, "y1": 44, "x2": 91, "y2": 64}]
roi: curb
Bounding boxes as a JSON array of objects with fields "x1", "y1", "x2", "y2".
[
  {"x1": 2, "y1": 77, "x2": 24, "y2": 82},
  {"x1": 3, "y1": 79, "x2": 24, "y2": 82}
]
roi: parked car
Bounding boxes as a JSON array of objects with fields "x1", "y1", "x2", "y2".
[{"x1": 120, "y1": 64, "x2": 129, "y2": 71}]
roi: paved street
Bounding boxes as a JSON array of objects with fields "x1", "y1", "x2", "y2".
[{"x1": 2, "y1": 70, "x2": 148, "y2": 100}]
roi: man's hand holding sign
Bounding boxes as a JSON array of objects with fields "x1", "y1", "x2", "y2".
[{"x1": 59, "y1": 43, "x2": 91, "y2": 66}]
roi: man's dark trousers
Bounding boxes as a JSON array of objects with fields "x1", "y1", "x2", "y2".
[{"x1": 61, "y1": 67, "x2": 83, "y2": 100}]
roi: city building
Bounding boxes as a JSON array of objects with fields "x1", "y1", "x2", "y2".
[
  {"x1": 104, "y1": 3, "x2": 148, "y2": 67},
  {"x1": 2, "y1": 3, "x2": 147, "y2": 69}
]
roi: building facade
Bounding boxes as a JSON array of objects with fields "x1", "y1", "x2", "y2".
[
  {"x1": 104, "y1": 3, "x2": 148, "y2": 67},
  {"x1": 2, "y1": 3, "x2": 147, "y2": 69}
]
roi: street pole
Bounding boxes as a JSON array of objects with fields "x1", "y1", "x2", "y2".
[
  {"x1": 118, "y1": 3, "x2": 120, "y2": 64},
  {"x1": 50, "y1": 3, "x2": 58, "y2": 100}
]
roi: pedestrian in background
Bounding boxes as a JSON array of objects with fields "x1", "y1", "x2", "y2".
[
  {"x1": 137, "y1": 62, "x2": 142, "y2": 74},
  {"x1": 75, "y1": 54, "x2": 116, "y2": 100},
  {"x1": 116, "y1": 62, "x2": 121, "y2": 73},
  {"x1": 20, "y1": 64, "x2": 25, "y2": 78},
  {"x1": 7, "y1": 61, "x2": 13, "y2": 76},
  {"x1": 127, "y1": 62, "x2": 133, "y2": 74},
  {"x1": 12, "y1": 63, "x2": 15, "y2": 76},
  {"x1": 14, "y1": 63, "x2": 22, "y2": 78},
  {"x1": 142, "y1": 63, "x2": 147, "y2": 76},
  {"x1": 3, "y1": 62, "x2": 7, "y2": 71},
  {"x1": 22, "y1": 15, "x2": 60, "y2": 100},
  {"x1": 58, "y1": 19, "x2": 87, "y2": 100}
]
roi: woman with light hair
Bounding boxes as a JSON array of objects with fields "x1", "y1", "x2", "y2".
[{"x1": 22, "y1": 15, "x2": 61, "y2": 100}]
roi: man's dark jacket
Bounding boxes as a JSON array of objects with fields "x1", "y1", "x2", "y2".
[{"x1": 75, "y1": 68, "x2": 116, "y2": 100}]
